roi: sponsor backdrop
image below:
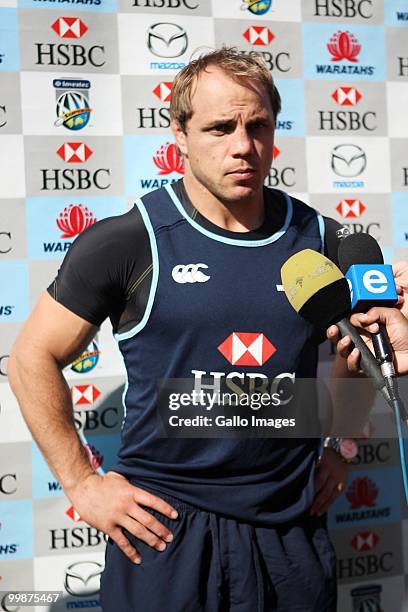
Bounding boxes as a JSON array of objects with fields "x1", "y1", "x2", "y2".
[{"x1": 0, "y1": 0, "x2": 407, "y2": 610}]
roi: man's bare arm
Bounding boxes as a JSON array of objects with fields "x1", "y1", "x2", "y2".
[{"x1": 9, "y1": 292, "x2": 178, "y2": 564}]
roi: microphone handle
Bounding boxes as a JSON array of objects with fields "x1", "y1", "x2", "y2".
[
  {"x1": 372, "y1": 323, "x2": 393, "y2": 365},
  {"x1": 336, "y1": 318, "x2": 391, "y2": 403}
]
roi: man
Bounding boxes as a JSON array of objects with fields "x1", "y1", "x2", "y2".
[{"x1": 10, "y1": 49, "x2": 358, "y2": 611}]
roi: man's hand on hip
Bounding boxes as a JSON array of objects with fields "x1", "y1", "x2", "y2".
[
  {"x1": 310, "y1": 448, "x2": 348, "y2": 517},
  {"x1": 67, "y1": 471, "x2": 178, "y2": 564}
]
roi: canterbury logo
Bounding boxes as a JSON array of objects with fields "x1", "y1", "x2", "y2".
[{"x1": 172, "y1": 263, "x2": 210, "y2": 284}]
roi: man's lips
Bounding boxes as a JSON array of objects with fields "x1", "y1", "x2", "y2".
[{"x1": 227, "y1": 168, "x2": 257, "y2": 177}]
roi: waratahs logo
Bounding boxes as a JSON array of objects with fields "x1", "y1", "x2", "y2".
[
  {"x1": 153, "y1": 142, "x2": 184, "y2": 175},
  {"x1": 241, "y1": 0, "x2": 272, "y2": 15},
  {"x1": 327, "y1": 31, "x2": 361, "y2": 63},
  {"x1": 56, "y1": 204, "x2": 97, "y2": 238},
  {"x1": 54, "y1": 79, "x2": 91, "y2": 131}
]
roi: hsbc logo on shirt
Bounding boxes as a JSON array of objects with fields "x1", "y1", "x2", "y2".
[
  {"x1": 218, "y1": 332, "x2": 276, "y2": 366},
  {"x1": 242, "y1": 26, "x2": 274, "y2": 46}
]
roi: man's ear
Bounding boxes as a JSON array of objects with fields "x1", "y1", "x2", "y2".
[{"x1": 171, "y1": 119, "x2": 188, "y2": 157}]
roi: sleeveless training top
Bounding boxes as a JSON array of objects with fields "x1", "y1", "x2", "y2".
[{"x1": 112, "y1": 184, "x2": 325, "y2": 525}]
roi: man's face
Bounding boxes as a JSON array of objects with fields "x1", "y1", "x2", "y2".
[{"x1": 172, "y1": 67, "x2": 275, "y2": 204}]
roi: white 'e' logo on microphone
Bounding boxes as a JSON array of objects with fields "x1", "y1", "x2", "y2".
[{"x1": 362, "y1": 270, "x2": 388, "y2": 294}]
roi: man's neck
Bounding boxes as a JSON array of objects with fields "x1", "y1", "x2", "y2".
[{"x1": 182, "y1": 175, "x2": 265, "y2": 233}]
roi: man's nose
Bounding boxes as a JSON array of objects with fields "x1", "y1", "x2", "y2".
[{"x1": 230, "y1": 127, "x2": 254, "y2": 156}]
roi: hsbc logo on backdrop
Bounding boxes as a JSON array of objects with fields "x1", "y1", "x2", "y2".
[
  {"x1": 40, "y1": 141, "x2": 111, "y2": 192},
  {"x1": 66, "y1": 505, "x2": 82, "y2": 522},
  {"x1": 218, "y1": 332, "x2": 276, "y2": 366},
  {"x1": 243, "y1": 26, "x2": 274, "y2": 46},
  {"x1": 332, "y1": 86, "x2": 362, "y2": 106},
  {"x1": 336, "y1": 528, "x2": 394, "y2": 581},
  {"x1": 51, "y1": 17, "x2": 88, "y2": 39},
  {"x1": 318, "y1": 87, "x2": 376, "y2": 132},
  {"x1": 241, "y1": 30, "x2": 291, "y2": 74},
  {"x1": 314, "y1": 0, "x2": 374, "y2": 19},
  {"x1": 57, "y1": 142, "x2": 93, "y2": 163},
  {"x1": 135, "y1": 82, "x2": 173, "y2": 130},
  {"x1": 336, "y1": 199, "x2": 366, "y2": 218},
  {"x1": 351, "y1": 531, "x2": 379, "y2": 551},
  {"x1": 71, "y1": 384, "x2": 101, "y2": 405},
  {"x1": 153, "y1": 81, "x2": 173, "y2": 103},
  {"x1": 35, "y1": 18, "x2": 105, "y2": 69},
  {"x1": 265, "y1": 145, "x2": 296, "y2": 189}
]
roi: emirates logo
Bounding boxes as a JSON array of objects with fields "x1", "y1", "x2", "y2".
[
  {"x1": 351, "y1": 531, "x2": 379, "y2": 552},
  {"x1": 218, "y1": 332, "x2": 276, "y2": 366},
  {"x1": 346, "y1": 477, "x2": 379, "y2": 509},
  {"x1": 243, "y1": 26, "x2": 274, "y2": 46},
  {"x1": 153, "y1": 82, "x2": 173, "y2": 103},
  {"x1": 56, "y1": 204, "x2": 97, "y2": 238},
  {"x1": 331, "y1": 86, "x2": 362, "y2": 106},
  {"x1": 51, "y1": 17, "x2": 88, "y2": 39},
  {"x1": 85, "y1": 444, "x2": 103, "y2": 470},
  {"x1": 336, "y1": 199, "x2": 366, "y2": 218},
  {"x1": 66, "y1": 506, "x2": 82, "y2": 522},
  {"x1": 153, "y1": 142, "x2": 184, "y2": 175},
  {"x1": 327, "y1": 31, "x2": 361, "y2": 63},
  {"x1": 71, "y1": 384, "x2": 101, "y2": 406},
  {"x1": 56, "y1": 142, "x2": 93, "y2": 163}
]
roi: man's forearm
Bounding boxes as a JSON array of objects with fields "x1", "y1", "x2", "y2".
[{"x1": 9, "y1": 348, "x2": 94, "y2": 495}]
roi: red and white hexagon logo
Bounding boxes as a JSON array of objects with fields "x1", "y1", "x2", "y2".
[
  {"x1": 153, "y1": 82, "x2": 173, "y2": 103},
  {"x1": 218, "y1": 332, "x2": 276, "y2": 366},
  {"x1": 331, "y1": 86, "x2": 362, "y2": 106},
  {"x1": 57, "y1": 142, "x2": 93, "y2": 163},
  {"x1": 336, "y1": 199, "x2": 366, "y2": 218},
  {"x1": 243, "y1": 26, "x2": 274, "y2": 46},
  {"x1": 51, "y1": 17, "x2": 88, "y2": 39}
]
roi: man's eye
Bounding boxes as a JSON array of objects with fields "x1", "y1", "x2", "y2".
[{"x1": 212, "y1": 124, "x2": 231, "y2": 134}]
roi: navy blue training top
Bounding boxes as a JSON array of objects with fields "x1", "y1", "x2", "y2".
[{"x1": 110, "y1": 184, "x2": 328, "y2": 525}]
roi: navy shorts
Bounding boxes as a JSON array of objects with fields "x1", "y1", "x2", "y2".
[{"x1": 100, "y1": 490, "x2": 337, "y2": 612}]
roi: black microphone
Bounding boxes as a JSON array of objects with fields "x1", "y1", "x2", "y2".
[{"x1": 337, "y1": 232, "x2": 407, "y2": 424}]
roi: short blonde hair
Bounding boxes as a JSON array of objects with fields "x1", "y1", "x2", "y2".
[{"x1": 170, "y1": 47, "x2": 281, "y2": 132}]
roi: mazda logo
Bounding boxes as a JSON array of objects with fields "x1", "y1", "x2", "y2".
[
  {"x1": 147, "y1": 23, "x2": 188, "y2": 58},
  {"x1": 64, "y1": 561, "x2": 103, "y2": 597},
  {"x1": 331, "y1": 144, "x2": 367, "y2": 178}
]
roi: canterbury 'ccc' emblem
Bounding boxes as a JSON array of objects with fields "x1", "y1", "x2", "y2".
[{"x1": 172, "y1": 264, "x2": 210, "y2": 284}]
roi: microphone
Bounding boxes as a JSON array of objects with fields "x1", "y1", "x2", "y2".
[
  {"x1": 280, "y1": 248, "x2": 392, "y2": 406},
  {"x1": 337, "y1": 233, "x2": 406, "y2": 422}
]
